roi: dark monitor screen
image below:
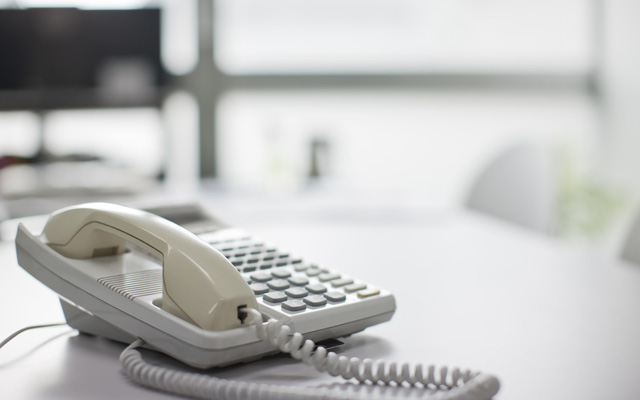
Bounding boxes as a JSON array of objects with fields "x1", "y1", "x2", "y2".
[{"x1": 0, "y1": 8, "x2": 167, "y2": 110}]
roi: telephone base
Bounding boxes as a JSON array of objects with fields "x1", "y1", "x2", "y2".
[
  {"x1": 15, "y1": 203, "x2": 397, "y2": 369},
  {"x1": 59, "y1": 298, "x2": 137, "y2": 344}
]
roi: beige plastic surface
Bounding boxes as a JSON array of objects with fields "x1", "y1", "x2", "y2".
[{"x1": 41, "y1": 202, "x2": 258, "y2": 331}]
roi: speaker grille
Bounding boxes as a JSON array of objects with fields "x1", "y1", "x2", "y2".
[{"x1": 97, "y1": 269, "x2": 163, "y2": 300}]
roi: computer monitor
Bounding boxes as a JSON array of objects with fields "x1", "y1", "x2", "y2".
[{"x1": 0, "y1": 7, "x2": 167, "y2": 110}]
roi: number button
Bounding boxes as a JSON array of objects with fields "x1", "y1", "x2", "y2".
[
  {"x1": 282, "y1": 299, "x2": 307, "y2": 312},
  {"x1": 285, "y1": 287, "x2": 308, "y2": 298},
  {"x1": 318, "y1": 272, "x2": 341, "y2": 282},
  {"x1": 305, "y1": 283, "x2": 327, "y2": 294},
  {"x1": 306, "y1": 268, "x2": 322, "y2": 277},
  {"x1": 264, "y1": 291, "x2": 287, "y2": 303},
  {"x1": 271, "y1": 269, "x2": 292, "y2": 279},
  {"x1": 344, "y1": 283, "x2": 367, "y2": 293},
  {"x1": 293, "y1": 263, "x2": 310, "y2": 272},
  {"x1": 287, "y1": 276, "x2": 309, "y2": 286},
  {"x1": 250, "y1": 283, "x2": 269, "y2": 295},
  {"x1": 303, "y1": 295, "x2": 327, "y2": 307},
  {"x1": 331, "y1": 278, "x2": 354, "y2": 288},
  {"x1": 324, "y1": 291, "x2": 346, "y2": 303},
  {"x1": 250, "y1": 272, "x2": 272, "y2": 282},
  {"x1": 267, "y1": 279, "x2": 290, "y2": 291}
]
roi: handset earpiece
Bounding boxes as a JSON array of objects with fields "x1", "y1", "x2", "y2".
[{"x1": 41, "y1": 202, "x2": 258, "y2": 331}]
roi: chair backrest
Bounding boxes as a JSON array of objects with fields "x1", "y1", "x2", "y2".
[
  {"x1": 466, "y1": 143, "x2": 557, "y2": 233},
  {"x1": 620, "y1": 211, "x2": 640, "y2": 264}
]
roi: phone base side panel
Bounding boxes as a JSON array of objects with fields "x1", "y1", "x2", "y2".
[
  {"x1": 60, "y1": 298, "x2": 137, "y2": 343},
  {"x1": 59, "y1": 296, "x2": 394, "y2": 369}
]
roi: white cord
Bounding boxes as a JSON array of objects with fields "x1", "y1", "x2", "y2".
[
  {"x1": 0, "y1": 323, "x2": 67, "y2": 349},
  {"x1": 120, "y1": 308, "x2": 500, "y2": 400}
]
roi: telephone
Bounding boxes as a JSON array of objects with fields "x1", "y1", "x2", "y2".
[{"x1": 14, "y1": 202, "x2": 499, "y2": 400}]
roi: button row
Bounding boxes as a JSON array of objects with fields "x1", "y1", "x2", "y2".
[
  {"x1": 226, "y1": 250, "x2": 284, "y2": 261},
  {"x1": 250, "y1": 270, "x2": 309, "y2": 285},
  {"x1": 248, "y1": 269, "x2": 379, "y2": 297},
  {"x1": 251, "y1": 284, "x2": 342, "y2": 301},
  {"x1": 273, "y1": 291, "x2": 346, "y2": 305},
  {"x1": 250, "y1": 278, "x2": 362, "y2": 294},
  {"x1": 207, "y1": 236, "x2": 252, "y2": 247},
  {"x1": 219, "y1": 243, "x2": 260, "y2": 253},
  {"x1": 231, "y1": 256, "x2": 302, "y2": 273},
  {"x1": 250, "y1": 279, "x2": 379, "y2": 306},
  {"x1": 271, "y1": 291, "x2": 348, "y2": 312},
  {"x1": 209, "y1": 236, "x2": 306, "y2": 274},
  {"x1": 250, "y1": 281, "x2": 326, "y2": 295}
]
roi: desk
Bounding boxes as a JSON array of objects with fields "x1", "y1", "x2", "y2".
[{"x1": 1, "y1": 208, "x2": 640, "y2": 400}]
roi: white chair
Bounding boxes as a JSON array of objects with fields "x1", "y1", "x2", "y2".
[
  {"x1": 620, "y1": 211, "x2": 640, "y2": 264},
  {"x1": 465, "y1": 143, "x2": 557, "y2": 233}
]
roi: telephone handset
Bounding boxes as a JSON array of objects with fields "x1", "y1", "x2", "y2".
[
  {"x1": 15, "y1": 203, "x2": 500, "y2": 400},
  {"x1": 40, "y1": 202, "x2": 258, "y2": 331}
]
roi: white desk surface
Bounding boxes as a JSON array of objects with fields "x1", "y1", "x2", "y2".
[{"x1": 1, "y1": 207, "x2": 640, "y2": 400}]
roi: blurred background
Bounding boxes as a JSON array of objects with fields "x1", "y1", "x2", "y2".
[{"x1": 0, "y1": 0, "x2": 639, "y2": 257}]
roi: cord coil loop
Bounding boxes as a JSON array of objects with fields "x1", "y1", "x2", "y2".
[
  {"x1": 119, "y1": 308, "x2": 500, "y2": 400},
  {"x1": 245, "y1": 308, "x2": 499, "y2": 399}
]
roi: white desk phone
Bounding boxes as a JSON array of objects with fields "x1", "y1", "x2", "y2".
[{"x1": 14, "y1": 202, "x2": 500, "y2": 400}]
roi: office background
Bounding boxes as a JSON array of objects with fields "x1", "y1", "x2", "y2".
[{"x1": 1, "y1": 0, "x2": 639, "y2": 257}]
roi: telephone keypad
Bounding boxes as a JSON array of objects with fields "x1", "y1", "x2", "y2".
[{"x1": 206, "y1": 230, "x2": 385, "y2": 316}]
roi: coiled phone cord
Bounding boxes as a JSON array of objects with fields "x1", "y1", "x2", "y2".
[{"x1": 120, "y1": 308, "x2": 500, "y2": 400}]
